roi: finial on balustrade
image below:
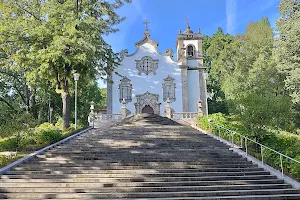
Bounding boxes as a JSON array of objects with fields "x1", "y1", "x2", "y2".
[{"x1": 197, "y1": 100, "x2": 203, "y2": 116}]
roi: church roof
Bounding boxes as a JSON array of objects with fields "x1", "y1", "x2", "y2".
[
  {"x1": 118, "y1": 20, "x2": 178, "y2": 63},
  {"x1": 183, "y1": 25, "x2": 194, "y2": 34},
  {"x1": 134, "y1": 30, "x2": 159, "y2": 48}
]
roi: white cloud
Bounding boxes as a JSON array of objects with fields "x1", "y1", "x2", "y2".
[
  {"x1": 226, "y1": 0, "x2": 237, "y2": 34},
  {"x1": 104, "y1": 0, "x2": 145, "y2": 52}
]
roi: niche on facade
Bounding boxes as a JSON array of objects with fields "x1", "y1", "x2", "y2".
[
  {"x1": 187, "y1": 45, "x2": 195, "y2": 59},
  {"x1": 135, "y1": 56, "x2": 159, "y2": 75},
  {"x1": 162, "y1": 75, "x2": 176, "y2": 103},
  {"x1": 118, "y1": 76, "x2": 132, "y2": 103}
]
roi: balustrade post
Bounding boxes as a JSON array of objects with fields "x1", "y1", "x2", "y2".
[
  {"x1": 120, "y1": 99, "x2": 127, "y2": 120},
  {"x1": 89, "y1": 101, "x2": 95, "y2": 128},
  {"x1": 165, "y1": 98, "x2": 172, "y2": 119},
  {"x1": 197, "y1": 100, "x2": 203, "y2": 117}
]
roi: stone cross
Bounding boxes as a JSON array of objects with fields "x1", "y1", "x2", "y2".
[
  {"x1": 185, "y1": 17, "x2": 189, "y2": 26},
  {"x1": 144, "y1": 20, "x2": 150, "y2": 31}
]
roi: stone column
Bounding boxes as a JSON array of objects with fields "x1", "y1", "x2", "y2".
[
  {"x1": 120, "y1": 99, "x2": 127, "y2": 119},
  {"x1": 199, "y1": 68, "x2": 208, "y2": 115},
  {"x1": 89, "y1": 101, "x2": 95, "y2": 127},
  {"x1": 180, "y1": 65, "x2": 189, "y2": 112},
  {"x1": 106, "y1": 72, "x2": 113, "y2": 114},
  {"x1": 197, "y1": 100, "x2": 203, "y2": 117},
  {"x1": 165, "y1": 98, "x2": 172, "y2": 119}
]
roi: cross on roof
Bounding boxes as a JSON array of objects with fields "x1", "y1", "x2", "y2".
[
  {"x1": 185, "y1": 17, "x2": 189, "y2": 26},
  {"x1": 144, "y1": 20, "x2": 150, "y2": 31}
]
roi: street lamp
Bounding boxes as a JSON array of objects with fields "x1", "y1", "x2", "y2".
[
  {"x1": 73, "y1": 72, "x2": 80, "y2": 129},
  {"x1": 204, "y1": 72, "x2": 209, "y2": 116},
  {"x1": 49, "y1": 107, "x2": 53, "y2": 124}
]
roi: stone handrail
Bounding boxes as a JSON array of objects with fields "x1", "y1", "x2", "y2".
[{"x1": 173, "y1": 112, "x2": 198, "y2": 119}]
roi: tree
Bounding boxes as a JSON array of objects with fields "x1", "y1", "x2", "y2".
[
  {"x1": 0, "y1": 0, "x2": 131, "y2": 129},
  {"x1": 210, "y1": 18, "x2": 294, "y2": 142},
  {"x1": 273, "y1": 0, "x2": 300, "y2": 104},
  {"x1": 205, "y1": 28, "x2": 234, "y2": 114}
]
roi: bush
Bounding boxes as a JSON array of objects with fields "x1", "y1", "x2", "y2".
[
  {"x1": 197, "y1": 113, "x2": 228, "y2": 130},
  {"x1": 0, "y1": 154, "x2": 26, "y2": 167},
  {"x1": 0, "y1": 137, "x2": 18, "y2": 151},
  {"x1": 37, "y1": 122, "x2": 57, "y2": 131},
  {"x1": 34, "y1": 130, "x2": 62, "y2": 146},
  {"x1": 55, "y1": 117, "x2": 63, "y2": 129}
]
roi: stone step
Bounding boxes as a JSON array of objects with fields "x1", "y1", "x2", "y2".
[
  {"x1": 0, "y1": 174, "x2": 278, "y2": 182},
  {"x1": 7, "y1": 170, "x2": 270, "y2": 177},
  {"x1": 2, "y1": 184, "x2": 292, "y2": 193},
  {"x1": 25, "y1": 160, "x2": 255, "y2": 166},
  {"x1": 2, "y1": 171, "x2": 271, "y2": 179},
  {"x1": 47, "y1": 149, "x2": 235, "y2": 153},
  {"x1": 33, "y1": 158, "x2": 250, "y2": 163},
  {"x1": 1, "y1": 188, "x2": 299, "y2": 199},
  {"x1": 12, "y1": 167, "x2": 265, "y2": 173},
  {"x1": 0, "y1": 115, "x2": 298, "y2": 199},
  {"x1": 6, "y1": 193, "x2": 300, "y2": 200},
  {"x1": 0, "y1": 179, "x2": 286, "y2": 188}
]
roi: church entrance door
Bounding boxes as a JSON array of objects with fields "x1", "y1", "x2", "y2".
[
  {"x1": 134, "y1": 91, "x2": 161, "y2": 115},
  {"x1": 142, "y1": 105, "x2": 154, "y2": 114}
]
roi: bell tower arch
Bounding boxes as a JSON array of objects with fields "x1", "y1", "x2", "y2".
[{"x1": 176, "y1": 19, "x2": 208, "y2": 115}]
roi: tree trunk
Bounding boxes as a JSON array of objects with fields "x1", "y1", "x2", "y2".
[
  {"x1": 61, "y1": 81, "x2": 71, "y2": 129},
  {"x1": 30, "y1": 88, "x2": 38, "y2": 119}
]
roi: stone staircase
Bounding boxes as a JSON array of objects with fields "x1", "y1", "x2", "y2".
[{"x1": 0, "y1": 114, "x2": 300, "y2": 199}]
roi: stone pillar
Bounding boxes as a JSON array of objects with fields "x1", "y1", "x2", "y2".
[
  {"x1": 89, "y1": 101, "x2": 95, "y2": 127},
  {"x1": 199, "y1": 68, "x2": 208, "y2": 115},
  {"x1": 106, "y1": 72, "x2": 113, "y2": 114},
  {"x1": 120, "y1": 99, "x2": 127, "y2": 119},
  {"x1": 165, "y1": 98, "x2": 172, "y2": 119},
  {"x1": 197, "y1": 100, "x2": 203, "y2": 116},
  {"x1": 180, "y1": 65, "x2": 189, "y2": 112}
]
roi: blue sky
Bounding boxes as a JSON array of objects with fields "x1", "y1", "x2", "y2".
[{"x1": 100, "y1": 0, "x2": 281, "y2": 87}]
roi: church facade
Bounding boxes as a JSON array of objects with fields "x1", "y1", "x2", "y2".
[{"x1": 106, "y1": 22, "x2": 208, "y2": 116}]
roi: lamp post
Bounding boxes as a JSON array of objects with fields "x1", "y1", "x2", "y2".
[
  {"x1": 73, "y1": 73, "x2": 80, "y2": 129},
  {"x1": 49, "y1": 107, "x2": 53, "y2": 124},
  {"x1": 204, "y1": 71, "x2": 209, "y2": 116}
]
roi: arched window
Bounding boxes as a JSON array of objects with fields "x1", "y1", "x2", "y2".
[
  {"x1": 119, "y1": 77, "x2": 132, "y2": 103},
  {"x1": 187, "y1": 45, "x2": 195, "y2": 58}
]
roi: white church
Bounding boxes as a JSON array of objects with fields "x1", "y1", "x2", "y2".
[{"x1": 106, "y1": 21, "x2": 208, "y2": 116}]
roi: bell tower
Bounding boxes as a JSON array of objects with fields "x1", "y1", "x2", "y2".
[{"x1": 176, "y1": 19, "x2": 207, "y2": 114}]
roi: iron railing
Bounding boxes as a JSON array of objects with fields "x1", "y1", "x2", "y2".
[{"x1": 207, "y1": 120, "x2": 300, "y2": 179}]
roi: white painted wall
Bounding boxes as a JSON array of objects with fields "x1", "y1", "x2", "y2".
[
  {"x1": 187, "y1": 59, "x2": 198, "y2": 66},
  {"x1": 112, "y1": 43, "x2": 182, "y2": 115},
  {"x1": 187, "y1": 70, "x2": 200, "y2": 112}
]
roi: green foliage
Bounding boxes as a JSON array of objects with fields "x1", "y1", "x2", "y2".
[
  {"x1": 0, "y1": 154, "x2": 26, "y2": 167},
  {"x1": 0, "y1": 112, "x2": 37, "y2": 138},
  {"x1": 274, "y1": 0, "x2": 300, "y2": 104},
  {"x1": 198, "y1": 113, "x2": 300, "y2": 180},
  {"x1": 34, "y1": 130, "x2": 62, "y2": 146},
  {"x1": 0, "y1": 0, "x2": 131, "y2": 129},
  {"x1": 36, "y1": 122, "x2": 58, "y2": 132}
]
